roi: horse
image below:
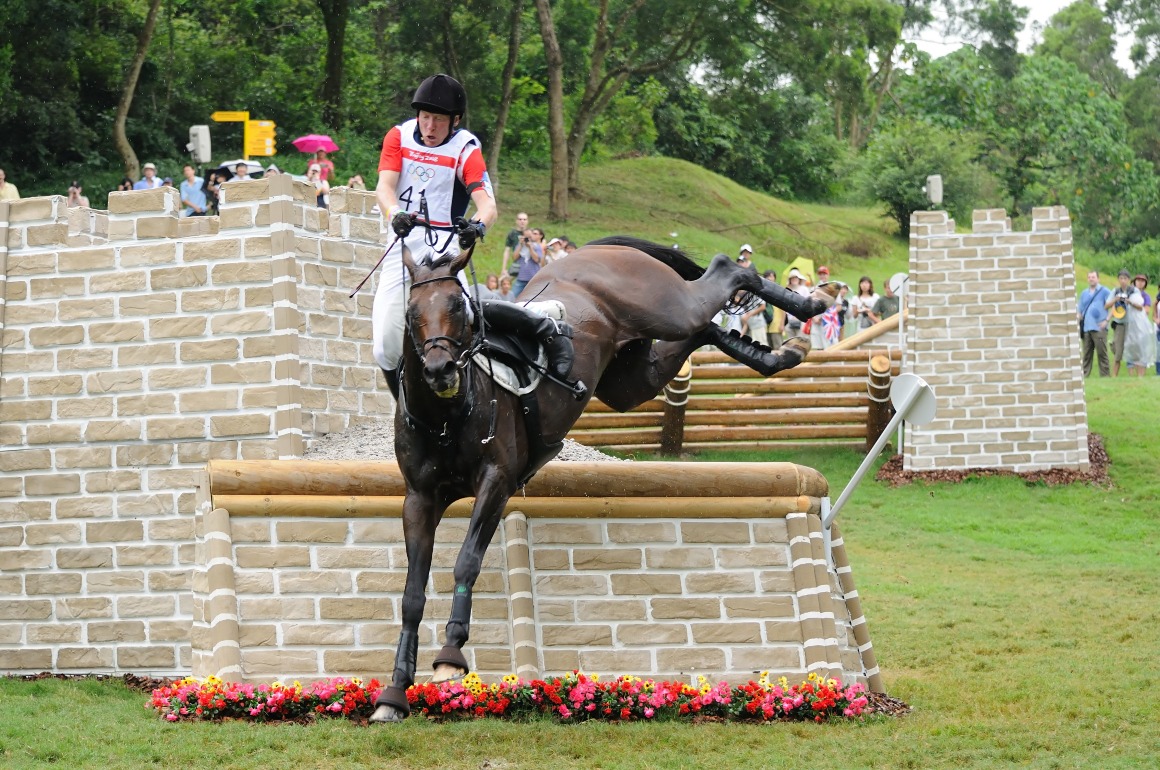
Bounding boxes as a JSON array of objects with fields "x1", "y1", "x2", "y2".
[{"x1": 370, "y1": 236, "x2": 838, "y2": 723}]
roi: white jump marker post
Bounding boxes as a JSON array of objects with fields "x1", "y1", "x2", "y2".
[
  {"x1": 888, "y1": 271, "x2": 910, "y2": 453},
  {"x1": 822, "y1": 373, "x2": 936, "y2": 562}
]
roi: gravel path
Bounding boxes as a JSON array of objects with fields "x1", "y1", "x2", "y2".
[{"x1": 304, "y1": 416, "x2": 627, "y2": 463}]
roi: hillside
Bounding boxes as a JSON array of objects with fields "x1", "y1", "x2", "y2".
[{"x1": 469, "y1": 157, "x2": 909, "y2": 286}]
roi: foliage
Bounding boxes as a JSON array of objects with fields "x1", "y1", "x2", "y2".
[
  {"x1": 148, "y1": 671, "x2": 871, "y2": 724},
  {"x1": 890, "y1": 47, "x2": 1158, "y2": 248},
  {"x1": 1036, "y1": 0, "x2": 1126, "y2": 98},
  {"x1": 854, "y1": 119, "x2": 992, "y2": 236},
  {"x1": 1089, "y1": 238, "x2": 1160, "y2": 284}
]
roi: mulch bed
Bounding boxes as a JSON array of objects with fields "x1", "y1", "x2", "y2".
[
  {"x1": 875, "y1": 432, "x2": 1110, "y2": 487},
  {"x1": 11, "y1": 671, "x2": 171, "y2": 693}
]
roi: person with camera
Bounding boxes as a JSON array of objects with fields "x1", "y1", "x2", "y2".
[
  {"x1": 1104, "y1": 269, "x2": 1139, "y2": 376},
  {"x1": 1078, "y1": 270, "x2": 1111, "y2": 377},
  {"x1": 66, "y1": 181, "x2": 89, "y2": 208},
  {"x1": 371, "y1": 74, "x2": 579, "y2": 400},
  {"x1": 501, "y1": 212, "x2": 529, "y2": 279}
]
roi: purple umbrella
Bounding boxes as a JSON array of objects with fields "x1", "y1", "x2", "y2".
[{"x1": 292, "y1": 134, "x2": 340, "y2": 154}]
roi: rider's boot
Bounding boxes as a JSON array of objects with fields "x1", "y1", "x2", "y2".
[
  {"x1": 481, "y1": 301, "x2": 587, "y2": 398},
  {"x1": 703, "y1": 324, "x2": 811, "y2": 377},
  {"x1": 381, "y1": 368, "x2": 399, "y2": 400}
]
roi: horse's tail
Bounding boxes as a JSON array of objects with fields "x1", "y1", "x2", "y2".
[{"x1": 585, "y1": 235, "x2": 705, "y2": 281}]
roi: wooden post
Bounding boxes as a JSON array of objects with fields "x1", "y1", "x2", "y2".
[
  {"x1": 659, "y1": 359, "x2": 691, "y2": 456},
  {"x1": 866, "y1": 354, "x2": 893, "y2": 452}
]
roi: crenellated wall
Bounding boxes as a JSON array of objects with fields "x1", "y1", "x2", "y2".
[
  {"x1": 0, "y1": 179, "x2": 393, "y2": 674},
  {"x1": 905, "y1": 207, "x2": 1089, "y2": 473}
]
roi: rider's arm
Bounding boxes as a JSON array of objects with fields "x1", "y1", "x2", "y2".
[
  {"x1": 376, "y1": 127, "x2": 404, "y2": 220},
  {"x1": 376, "y1": 170, "x2": 400, "y2": 219},
  {"x1": 469, "y1": 186, "x2": 497, "y2": 230}
]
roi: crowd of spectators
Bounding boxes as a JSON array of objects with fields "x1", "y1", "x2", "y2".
[{"x1": 1078, "y1": 268, "x2": 1159, "y2": 377}]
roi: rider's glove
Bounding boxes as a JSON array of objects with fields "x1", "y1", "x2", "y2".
[
  {"x1": 390, "y1": 208, "x2": 417, "y2": 238},
  {"x1": 454, "y1": 217, "x2": 487, "y2": 249}
]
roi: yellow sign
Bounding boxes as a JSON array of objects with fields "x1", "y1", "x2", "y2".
[
  {"x1": 244, "y1": 120, "x2": 277, "y2": 157},
  {"x1": 211, "y1": 110, "x2": 250, "y2": 122}
]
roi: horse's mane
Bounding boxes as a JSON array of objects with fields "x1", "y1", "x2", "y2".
[{"x1": 585, "y1": 236, "x2": 705, "y2": 281}]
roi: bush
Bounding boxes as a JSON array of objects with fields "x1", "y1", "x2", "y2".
[
  {"x1": 855, "y1": 120, "x2": 995, "y2": 237},
  {"x1": 1090, "y1": 239, "x2": 1160, "y2": 284}
]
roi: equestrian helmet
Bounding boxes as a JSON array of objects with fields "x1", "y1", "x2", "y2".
[{"x1": 411, "y1": 74, "x2": 467, "y2": 117}]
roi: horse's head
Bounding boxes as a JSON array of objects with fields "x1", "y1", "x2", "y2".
[{"x1": 403, "y1": 245, "x2": 475, "y2": 398}]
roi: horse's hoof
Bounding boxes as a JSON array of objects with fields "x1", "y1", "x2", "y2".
[
  {"x1": 369, "y1": 704, "x2": 407, "y2": 724},
  {"x1": 431, "y1": 663, "x2": 467, "y2": 683},
  {"x1": 783, "y1": 336, "x2": 812, "y2": 356},
  {"x1": 812, "y1": 281, "x2": 841, "y2": 306}
]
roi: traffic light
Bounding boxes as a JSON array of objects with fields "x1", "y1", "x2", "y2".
[{"x1": 187, "y1": 125, "x2": 212, "y2": 164}]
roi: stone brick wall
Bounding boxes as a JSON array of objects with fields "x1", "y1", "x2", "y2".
[
  {"x1": 905, "y1": 207, "x2": 1089, "y2": 472},
  {"x1": 0, "y1": 180, "x2": 392, "y2": 674},
  {"x1": 190, "y1": 503, "x2": 874, "y2": 686}
]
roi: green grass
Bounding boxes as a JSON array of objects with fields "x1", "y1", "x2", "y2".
[
  {"x1": 469, "y1": 156, "x2": 909, "y2": 286},
  {"x1": 3, "y1": 380, "x2": 1159, "y2": 768}
]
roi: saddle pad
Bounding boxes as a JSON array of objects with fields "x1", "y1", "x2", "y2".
[
  {"x1": 472, "y1": 349, "x2": 546, "y2": 396},
  {"x1": 470, "y1": 299, "x2": 567, "y2": 396}
]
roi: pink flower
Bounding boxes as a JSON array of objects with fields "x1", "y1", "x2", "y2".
[
  {"x1": 644, "y1": 708, "x2": 655, "y2": 718},
  {"x1": 165, "y1": 713, "x2": 178, "y2": 721}
]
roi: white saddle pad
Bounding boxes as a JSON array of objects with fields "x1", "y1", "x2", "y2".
[{"x1": 471, "y1": 300, "x2": 567, "y2": 396}]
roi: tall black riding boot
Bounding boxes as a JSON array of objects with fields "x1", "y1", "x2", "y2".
[
  {"x1": 381, "y1": 368, "x2": 399, "y2": 400},
  {"x1": 481, "y1": 300, "x2": 577, "y2": 382}
]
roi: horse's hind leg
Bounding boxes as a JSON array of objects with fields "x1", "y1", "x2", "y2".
[
  {"x1": 700, "y1": 254, "x2": 840, "y2": 320},
  {"x1": 370, "y1": 492, "x2": 440, "y2": 724},
  {"x1": 433, "y1": 473, "x2": 512, "y2": 682},
  {"x1": 595, "y1": 336, "x2": 708, "y2": 412}
]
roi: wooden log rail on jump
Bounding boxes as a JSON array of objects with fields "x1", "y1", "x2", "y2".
[
  {"x1": 569, "y1": 345, "x2": 901, "y2": 454},
  {"x1": 195, "y1": 460, "x2": 884, "y2": 692}
]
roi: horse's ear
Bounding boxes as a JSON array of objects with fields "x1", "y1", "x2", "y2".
[
  {"x1": 449, "y1": 245, "x2": 472, "y2": 276},
  {"x1": 401, "y1": 243, "x2": 417, "y2": 277}
]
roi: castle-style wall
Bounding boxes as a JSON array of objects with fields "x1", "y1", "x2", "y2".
[
  {"x1": 905, "y1": 207, "x2": 1089, "y2": 472},
  {"x1": 0, "y1": 180, "x2": 392, "y2": 673}
]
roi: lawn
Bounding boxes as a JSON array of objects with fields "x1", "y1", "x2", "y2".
[{"x1": 2, "y1": 378, "x2": 1157, "y2": 768}]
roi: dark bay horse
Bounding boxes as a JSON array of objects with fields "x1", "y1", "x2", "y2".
[{"x1": 370, "y1": 236, "x2": 837, "y2": 722}]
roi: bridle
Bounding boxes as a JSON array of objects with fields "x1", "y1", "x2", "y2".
[{"x1": 405, "y1": 273, "x2": 479, "y2": 368}]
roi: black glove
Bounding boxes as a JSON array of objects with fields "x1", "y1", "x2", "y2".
[
  {"x1": 391, "y1": 210, "x2": 417, "y2": 238},
  {"x1": 454, "y1": 217, "x2": 487, "y2": 249}
]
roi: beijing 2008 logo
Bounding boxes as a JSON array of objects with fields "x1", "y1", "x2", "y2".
[{"x1": 410, "y1": 165, "x2": 435, "y2": 182}]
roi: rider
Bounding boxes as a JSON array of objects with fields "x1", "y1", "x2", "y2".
[{"x1": 373, "y1": 73, "x2": 579, "y2": 397}]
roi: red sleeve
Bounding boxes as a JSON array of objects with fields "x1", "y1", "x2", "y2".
[
  {"x1": 378, "y1": 127, "x2": 403, "y2": 173},
  {"x1": 458, "y1": 145, "x2": 487, "y2": 189}
]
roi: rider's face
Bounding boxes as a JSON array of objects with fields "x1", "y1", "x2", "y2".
[{"x1": 418, "y1": 111, "x2": 454, "y2": 147}]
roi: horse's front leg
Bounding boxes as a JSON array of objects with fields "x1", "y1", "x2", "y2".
[
  {"x1": 370, "y1": 490, "x2": 441, "y2": 724},
  {"x1": 432, "y1": 470, "x2": 514, "y2": 682}
]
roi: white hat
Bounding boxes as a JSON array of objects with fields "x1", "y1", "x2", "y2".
[
  {"x1": 308, "y1": 163, "x2": 322, "y2": 172},
  {"x1": 787, "y1": 268, "x2": 804, "y2": 280},
  {"x1": 142, "y1": 162, "x2": 156, "y2": 171},
  {"x1": 739, "y1": 244, "x2": 753, "y2": 254},
  {"x1": 546, "y1": 238, "x2": 563, "y2": 248}
]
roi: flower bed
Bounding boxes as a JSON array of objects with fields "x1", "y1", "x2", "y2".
[{"x1": 148, "y1": 671, "x2": 871, "y2": 724}]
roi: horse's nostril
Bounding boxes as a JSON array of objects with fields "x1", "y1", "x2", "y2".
[{"x1": 425, "y1": 358, "x2": 456, "y2": 381}]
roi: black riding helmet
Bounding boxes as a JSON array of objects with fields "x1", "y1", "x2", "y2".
[{"x1": 411, "y1": 74, "x2": 467, "y2": 118}]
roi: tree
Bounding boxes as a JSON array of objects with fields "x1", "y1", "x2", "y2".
[
  {"x1": 487, "y1": 0, "x2": 525, "y2": 176},
  {"x1": 948, "y1": 0, "x2": 1029, "y2": 79},
  {"x1": 856, "y1": 119, "x2": 990, "y2": 237},
  {"x1": 113, "y1": 0, "x2": 164, "y2": 180},
  {"x1": 316, "y1": 0, "x2": 351, "y2": 128},
  {"x1": 1036, "y1": 0, "x2": 1126, "y2": 98}
]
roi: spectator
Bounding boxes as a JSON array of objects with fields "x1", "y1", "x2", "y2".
[
  {"x1": 115, "y1": 177, "x2": 134, "y2": 193},
  {"x1": 66, "y1": 181, "x2": 90, "y2": 208},
  {"x1": 741, "y1": 291, "x2": 768, "y2": 345},
  {"x1": 180, "y1": 164, "x2": 208, "y2": 217},
  {"x1": 133, "y1": 162, "x2": 162, "y2": 190},
  {"x1": 162, "y1": 177, "x2": 174, "y2": 188},
  {"x1": 762, "y1": 270, "x2": 783, "y2": 348},
  {"x1": 306, "y1": 163, "x2": 330, "y2": 208},
  {"x1": 867, "y1": 279, "x2": 899, "y2": 324},
  {"x1": 501, "y1": 212, "x2": 530, "y2": 278},
  {"x1": 783, "y1": 268, "x2": 808, "y2": 338},
  {"x1": 1105, "y1": 269, "x2": 1137, "y2": 376},
  {"x1": 266, "y1": 164, "x2": 282, "y2": 177},
  {"x1": 230, "y1": 162, "x2": 252, "y2": 183},
  {"x1": 545, "y1": 237, "x2": 567, "y2": 263},
  {"x1": 512, "y1": 228, "x2": 545, "y2": 297},
  {"x1": 314, "y1": 150, "x2": 336, "y2": 184},
  {"x1": 562, "y1": 239, "x2": 578, "y2": 255},
  {"x1": 810, "y1": 266, "x2": 833, "y2": 349},
  {"x1": 1078, "y1": 270, "x2": 1111, "y2": 377},
  {"x1": 497, "y1": 275, "x2": 516, "y2": 302},
  {"x1": 1155, "y1": 282, "x2": 1160, "y2": 375},
  {"x1": 205, "y1": 170, "x2": 225, "y2": 215},
  {"x1": 485, "y1": 273, "x2": 500, "y2": 293},
  {"x1": 737, "y1": 244, "x2": 757, "y2": 272},
  {"x1": 1124, "y1": 274, "x2": 1155, "y2": 377},
  {"x1": 0, "y1": 168, "x2": 20, "y2": 201},
  {"x1": 847, "y1": 276, "x2": 878, "y2": 331},
  {"x1": 347, "y1": 174, "x2": 366, "y2": 190}
]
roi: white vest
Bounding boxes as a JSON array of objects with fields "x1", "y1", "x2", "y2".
[{"x1": 396, "y1": 119, "x2": 483, "y2": 230}]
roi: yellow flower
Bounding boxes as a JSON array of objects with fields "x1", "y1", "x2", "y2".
[
  {"x1": 1125, "y1": 162, "x2": 1132, "y2": 170},
  {"x1": 1076, "y1": 188, "x2": 1084, "y2": 195},
  {"x1": 502, "y1": 674, "x2": 519, "y2": 685}
]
